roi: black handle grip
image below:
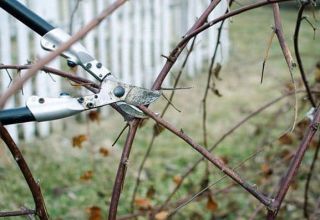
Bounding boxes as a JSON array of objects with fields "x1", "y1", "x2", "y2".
[
  {"x1": 0, "y1": 0, "x2": 54, "y2": 36},
  {"x1": 0, "y1": 107, "x2": 36, "y2": 125}
]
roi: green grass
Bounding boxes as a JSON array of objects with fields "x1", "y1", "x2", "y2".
[{"x1": 1, "y1": 5, "x2": 320, "y2": 220}]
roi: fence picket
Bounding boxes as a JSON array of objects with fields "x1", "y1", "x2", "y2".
[
  {"x1": 142, "y1": 0, "x2": 152, "y2": 88},
  {"x1": 110, "y1": 4, "x2": 120, "y2": 78},
  {"x1": 120, "y1": 2, "x2": 131, "y2": 84},
  {"x1": 133, "y1": 2, "x2": 142, "y2": 86}
]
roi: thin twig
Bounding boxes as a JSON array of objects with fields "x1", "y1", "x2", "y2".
[
  {"x1": 69, "y1": 0, "x2": 82, "y2": 34},
  {"x1": 112, "y1": 123, "x2": 129, "y2": 146},
  {"x1": 0, "y1": 209, "x2": 35, "y2": 217},
  {"x1": 294, "y1": 2, "x2": 316, "y2": 107},
  {"x1": 0, "y1": 64, "x2": 99, "y2": 93},
  {"x1": 261, "y1": 30, "x2": 276, "y2": 83}
]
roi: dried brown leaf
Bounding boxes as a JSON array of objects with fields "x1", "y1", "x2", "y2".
[
  {"x1": 261, "y1": 163, "x2": 273, "y2": 177},
  {"x1": 155, "y1": 211, "x2": 169, "y2": 220},
  {"x1": 213, "y1": 63, "x2": 222, "y2": 80},
  {"x1": 88, "y1": 111, "x2": 100, "y2": 123},
  {"x1": 206, "y1": 195, "x2": 218, "y2": 212},
  {"x1": 134, "y1": 197, "x2": 152, "y2": 210},
  {"x1": 72, "y1": 134, "x2": 88, "y2": 148},
  {"x1": 278, "y1": 133, "x2": 294, "y2": 145},
  {"x1": 153, "y1": 123, "x2": 165, "y2": 136},
  {"x1": 146, "y1": 185, "x2": 156, "y2": 199},
  {"x1": 80, "y1": 170, "x2": 93, "y2": 181},
  {"x1": 173, "y1": 175, "x2": 182, "y2": 185},
  {"x1": 99, "y1": 147, "x2": 109, "y2": 157},
  {"x1": 86, "y1": 206, "x2": 101, "y2": 220}
]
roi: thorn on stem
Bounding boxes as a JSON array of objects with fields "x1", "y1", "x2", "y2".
[{"x1": 161, "y1": 54, "x2": 174, "y2": 63}]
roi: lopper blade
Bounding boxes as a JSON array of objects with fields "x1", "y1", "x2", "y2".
[{"x1": 124, "y1": 86, "x2": 161, "y2": 106}]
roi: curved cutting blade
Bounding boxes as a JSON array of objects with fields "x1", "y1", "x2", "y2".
[{"x1": 125, "y1": 86, "x2": 161, "y2": 106}]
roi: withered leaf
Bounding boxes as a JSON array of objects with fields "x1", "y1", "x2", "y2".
[
  {"x1": 99, "y1": 147, "x2": 110, "y2": 157},
  {"x1": 211, "y1": 88, "x2": 222, "y2": 97},
  {"x1": 296, "y1": 119, "x2": 309, "y2": 130},
  {"x1": 80, "y1": 170, "x2": 93, "y2": 181},
  {"x1": 278, "y1": 133, "x2": 293, "y2": 145},
  {"x1": 155, "y1": 211, "x2": 169, "y2": 220},
  {"x1": 261, "y1": 163, "x2": 273, "y2": 177},
  {"x1": 153, "y1": 124, "x2": 165, "y2": 136},
  {"x1": 72, "y1": 134, "x2": 88, "y2": 148},
  {"x1": 206, "y1": 195, "x2": 218, "y2": 212},
  {"x1": 173, "y1": 175, "x2": 182, "y2": 185},
  {"x1": 279, "y1": 149, "x2": 293, "y2": 162},
  {"x1": 134, "y1": 197, "x2": 152, "y2": 210},
  {"x1": 220, "y1": 156, "x2": 229, "y2": 165},
  {"x1": 283, "y1": 82, "x2": 295, "y2": 92},
  {"x1": 88, "y1": 111, "x2": 100, "y2": 123},
  {"x1": 86, "y1": 206, "x2": 101, "y2": 220},
  {"x1": 213, "y1": 63, "x2": 222, "y2": 80},
  {"x1": 146, "y1": 185, "x2": 156, "y2": 199},
  {"x1": 310, "y1": 139, "x2": 319, "y2": 149}
]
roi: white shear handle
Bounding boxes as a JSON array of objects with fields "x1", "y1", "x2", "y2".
[{"x1": 26, "y1": 95, "x2": 85, "y2": 122}]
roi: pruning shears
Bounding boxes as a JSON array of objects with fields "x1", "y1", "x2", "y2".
[{"x1": 0, "y1": 0, "x2": 161, "y2": 125}]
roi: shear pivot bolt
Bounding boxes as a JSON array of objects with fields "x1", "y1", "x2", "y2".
[
  {"x1": 86, "y1": 63, "x2": 92, "y2": 69},
  {"x1": 78, "y1": 97, "x2": 84, "y2": 103},
  {"x1": 67, "y1": 60, "x2": 77, "y2": 68},
  {"x1": 96, "y1": 63, "x2": 102, "y2": 68},
  {"x1": 113, "y1": 86, "x2": 125, "y2": 97},
  {"x1": 38, "y1": 98, "x2": 45, "y2": 104},
  {"x1": 87, "y1": 102, "x2": 94, "y2": 108}
]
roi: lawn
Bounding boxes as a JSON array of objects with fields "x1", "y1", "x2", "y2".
[{"x1": 0, "y1": 3, "x2": 320, "y2": 220}]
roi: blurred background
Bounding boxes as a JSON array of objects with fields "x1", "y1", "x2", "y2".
[{"x1": 0, "y1": 1, "x2": 320, "y2": 220}]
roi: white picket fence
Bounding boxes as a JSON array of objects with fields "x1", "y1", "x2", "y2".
[{"x1": 0, "y1": 0, "x2": 229, "y2": 142}]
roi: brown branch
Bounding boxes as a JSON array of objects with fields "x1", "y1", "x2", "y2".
[
  {"x1": 108, "y1": 120, "x2": 139, "y2": 220},
  {"x1": 0, "y1": 64, "x2": 99, "y2": 93},
  {"x1": 267, "y1": 105, "x2": 320, "y2": 219},
  {"x1": 0, "y1": 0, "x2": 128, "y2": 108},
  {"x1": 139, "y1": 105, "x2": 272, "y2": 207},
  {"x1": 0, "y1": 209, "x2": 35, "y2": 217},
  {"x1": 0, "y1": 125, "x2": 48, "y2": 219},
  {"x1": 272, "y1": 3, "x2": 296, "y2": 70},
  {"x1": 294, "y1": 1, "x2": 316, "y2": 107},
  {"x1": 303, "y1": 132, "x2": 320, "y2": 219}
]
